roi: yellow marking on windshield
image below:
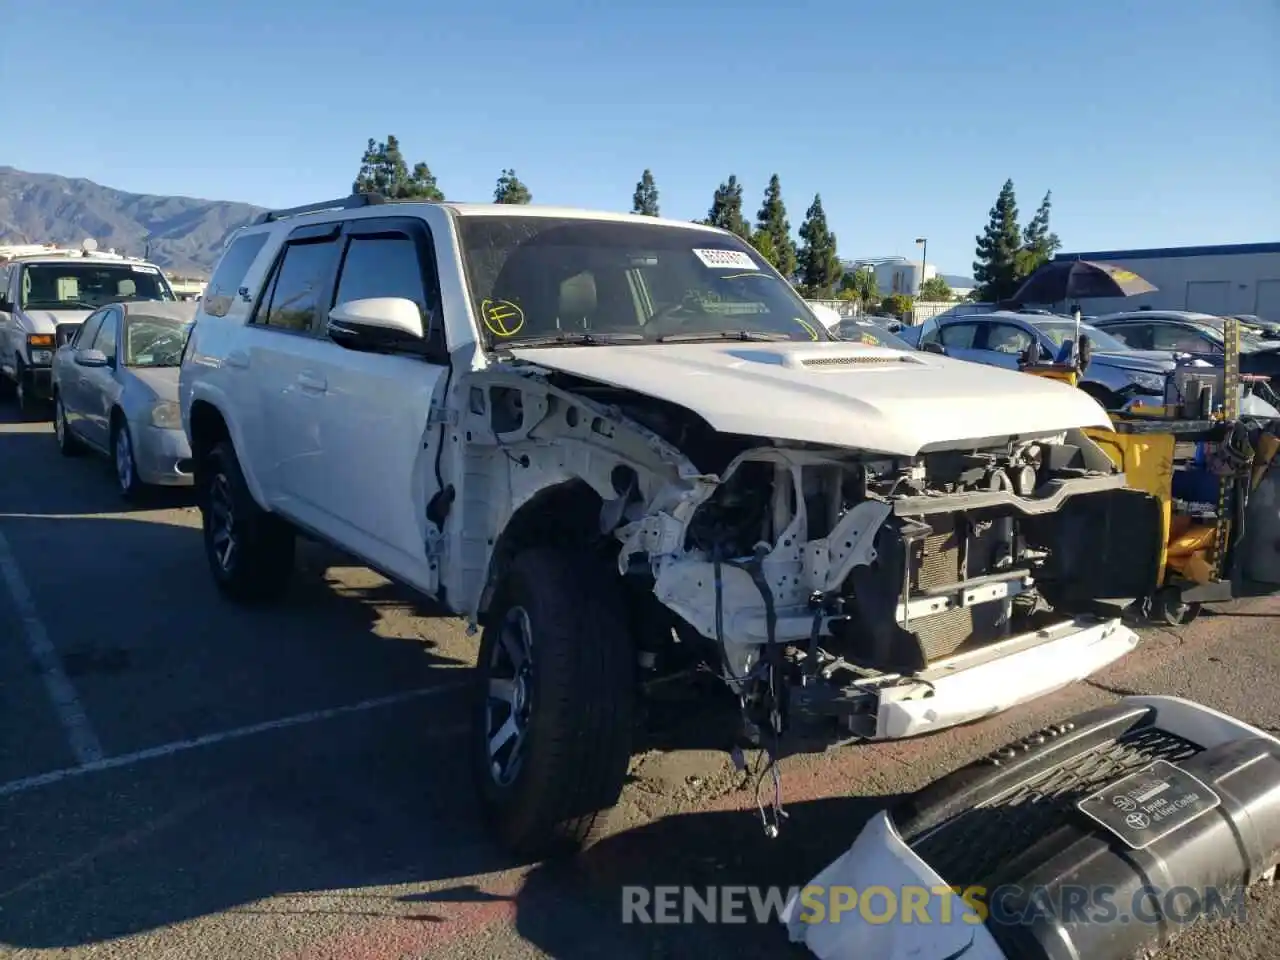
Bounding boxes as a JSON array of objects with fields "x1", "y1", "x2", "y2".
[
  {"x1": 795, "y1": 317, "x2": 820, "y2": 341},
  {"x1": 481, "y1": 299, "x2": 525, "y2": 337}
]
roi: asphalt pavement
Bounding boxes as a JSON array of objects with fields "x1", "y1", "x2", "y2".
[{"x1": 3, "y1": 402, "x2": 1280, "y2": 960}]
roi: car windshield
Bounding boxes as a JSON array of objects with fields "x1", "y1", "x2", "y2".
[
  {"x1": 1033, "y1": 320, "x2": 1130, "y2": 353},
  {"x1": 832, "y1": 320, "x2": 914, "y2": 351},
  {"x1": 21, "y1": 262, "x2": 174, "y2": 310},
  {"x1": 456, "y1": 216, "x2": 828, "y2": 347},
  {"x1": 124, "y1": 316, "x2": 193, "y2": 367}
]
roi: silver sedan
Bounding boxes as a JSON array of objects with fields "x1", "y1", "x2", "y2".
[{"x1": 51, "y1": 301, "x2": 196, "y2": 498}]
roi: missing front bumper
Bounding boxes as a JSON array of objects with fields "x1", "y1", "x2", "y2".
[
  {"x1": 784, "y1": 696, "x2": 1280, "y2": 960},
  {"x1": 795, "y1": 615, "x2": 1139, "y2": 741}
]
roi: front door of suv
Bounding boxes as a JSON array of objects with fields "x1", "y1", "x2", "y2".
[{"x1": 269, "y1": 216, "x2": 448, "y2": 595}]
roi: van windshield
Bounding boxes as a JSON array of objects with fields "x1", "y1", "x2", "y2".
[
  {"x1": 455, "y1": 216, "x2": 827, "y2": 346},
  {"x1": 21, "y1": 262, "x2": 175, "y2": 310}
]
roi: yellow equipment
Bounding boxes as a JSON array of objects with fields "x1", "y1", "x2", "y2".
[{"x1": 1017, "y1": 318, "x2": 1265, "y2": 625}]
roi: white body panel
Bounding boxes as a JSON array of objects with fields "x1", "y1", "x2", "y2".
[{"x1": 509, "y1": 341, "x2": 1112, "y2": 456}]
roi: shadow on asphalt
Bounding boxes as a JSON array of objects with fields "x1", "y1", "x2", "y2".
[
  {"x1": 426, "y1": 794, "x2": 898, "y2": 958},
  {"x1": 0, "y1": 425, "x2": 194, "y2": 517}
]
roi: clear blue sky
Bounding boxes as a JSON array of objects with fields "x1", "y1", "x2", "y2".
[{"x1": 3, "y1": 0, "x2": 1276, "y2": 276}]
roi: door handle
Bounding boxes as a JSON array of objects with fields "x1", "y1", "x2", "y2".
[
  {"x1": 296, "y1": 372, "x2": 327, "y2": 393},
  {"x1": 224, "y1": 350, "x2": 250, "y2": 370}
]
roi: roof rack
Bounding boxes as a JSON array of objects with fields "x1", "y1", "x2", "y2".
[{"x1": 252, "y1": 192, "x2": 386, "y2": 225}]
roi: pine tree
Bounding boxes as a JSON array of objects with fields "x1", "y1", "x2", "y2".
[
  {"x1": 1018, "y1": 190, "x2": 1062, "y2": 278},
  {"x1": 753, "y1": 174, "x2": 796, "y2": 278},
  {"x1": 796, "y1": 193, "x2": 842, "y2": 296},
  {"x1": 705, "y1": 175, "x2": 750, "y2": 239},
  {"x1": 352, "y1": 135, "x2": 444, "y2": 200},
  {"x1": 973, "y1": 179, "x2": 1023, "y2": 302},
  {"x1": 632, "y1": 169, "x2": 660, "y2": 216},
  {"x1": 493, "y1": 169, "x2": 532, "y2": 204}
]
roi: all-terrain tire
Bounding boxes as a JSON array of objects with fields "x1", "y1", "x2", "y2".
[
  {"x1": 471, "y1": 548, "x2": 635, "y2": 860},
  {"x1": 201, "y1": 440, "x2": 295, "y2": 604}
]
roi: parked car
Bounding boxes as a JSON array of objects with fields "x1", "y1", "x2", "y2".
[
  {"x1": 1228, "y1": 314, "x2": 1280, "y2": 339},
  {"x1": 829, "y1": 317, "x2": 916, "y2": 351},
  {"x1": 0, "y1": 241, "x2": 177, "y2": 417},
  {"x1": 1091, "y1": 311, "x2": 1280, "y2": 382},
  {"x1": 180, "y1": 194, "x2": 1161, "y2": 859},
  {"x1": 52, "y1": 301, "x2": 196, "y2": 498},
  {"x1": 905, "y1": 310, "x2": 1180, "y2": 408}
]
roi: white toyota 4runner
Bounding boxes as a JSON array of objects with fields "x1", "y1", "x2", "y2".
[{"x1": 179, "y1": 195, "x2": 1162, "y2": 857}]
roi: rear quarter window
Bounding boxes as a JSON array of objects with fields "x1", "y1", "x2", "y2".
[{"x1": 203, "y1": 232, "x2": 270, "y2": 318}]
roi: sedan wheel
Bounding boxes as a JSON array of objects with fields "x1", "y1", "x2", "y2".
[
  {"x1": 55, "y1": 398, "x2": 83, "y2": 456},
  {"x1": 114, "y1": 423, "x2": 140, "y2": 499}
]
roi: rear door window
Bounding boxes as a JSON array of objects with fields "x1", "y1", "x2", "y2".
[
  {"x1": 204, "y1": 233, "x2": 270, "y2": 318},
  {"x1": 252, "y1": 237, "x2": 340, "y2": 333},
  {"x1": 939, "y1": 322, "x2": 981, "y2": 349}
]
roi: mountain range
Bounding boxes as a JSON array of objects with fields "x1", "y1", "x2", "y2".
[{"x1": 0, "y1": 167, "x2": 266, "y2": 278}]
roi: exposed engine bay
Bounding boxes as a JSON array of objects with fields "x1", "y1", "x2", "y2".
[{"x1": 461, "y1": 366, "x2": 1162, "y2": 758}]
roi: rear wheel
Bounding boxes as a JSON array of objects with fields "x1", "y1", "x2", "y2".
[
  {"x1": 471, "y1": 548, "x2": 635, "y2": 859},
  {"x1": 201, "y1": 441, "x2": 295, "y2": 604}
]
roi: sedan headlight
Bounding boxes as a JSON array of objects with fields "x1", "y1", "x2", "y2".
[
  {"x1": 150, "y1": 401, "x2": 182, "y2": 429},
  {"x1": 1126, "y1": 371, "x2": 1167, "y2": 393}
]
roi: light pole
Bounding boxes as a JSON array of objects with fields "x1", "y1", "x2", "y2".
[{"x1": 915, "y1": 237, "x2": 928, "y2": 297}]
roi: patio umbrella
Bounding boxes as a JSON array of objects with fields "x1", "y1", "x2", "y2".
[
  {"x1": 1013, "y1": 259, "x2": 1157, "y2": 370},
  {"x1": 1012, "y1": 258, "x2": 1157, "y2": 304}
]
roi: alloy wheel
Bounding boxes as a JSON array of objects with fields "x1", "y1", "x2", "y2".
[
  {"x1": 485, "y1": 605, "x2": 535, "y2": 787},
  {"x1": 208, "y1": 473, "x2": 237, "y2": 573}
]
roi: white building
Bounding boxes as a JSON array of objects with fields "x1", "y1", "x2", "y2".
[{"x1": 1051, "y1": 242, "x2": 1280, "y2": 321}]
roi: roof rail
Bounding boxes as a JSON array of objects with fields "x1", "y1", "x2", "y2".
[{"x1": 252, "y1": 193, "x2": 386, "y2": 226}]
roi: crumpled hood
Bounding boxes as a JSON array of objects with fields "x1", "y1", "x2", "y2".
[
  {"x1": 509, "y1": 341, "x2": 1112, "y2": 457},
  {"x1": 21, "y1": 308, "x2": 92, "y2": 332}
]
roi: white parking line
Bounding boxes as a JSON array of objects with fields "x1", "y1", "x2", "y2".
[
  {"x1": 0, "y1": 526, "x2": 104, "y2": 765},
  {"x1": 0, "y1": 681, "x2": 468, "y2": 798}
]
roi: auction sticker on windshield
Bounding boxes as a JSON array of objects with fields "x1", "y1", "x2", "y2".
[
  {"x1": 1077, "y1": 759, "x2": 1220, "y2": 850},
  {"x1": 693, "y1": 248, "x2": 758, "y2": 270}
]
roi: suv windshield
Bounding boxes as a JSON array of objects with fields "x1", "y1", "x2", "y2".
[
  {"x1": 456, "y1": 216, "x2": 828, "y2": 346},
  {"x1": 125, "y1": 315, "x2": 193, "y2": 367},
  {"x1": 1033, "y1": 320, "x2": 1130, "y2": 353},
  {"x1": 21, "y1": 262, "x2": 175, "y2": 310}
]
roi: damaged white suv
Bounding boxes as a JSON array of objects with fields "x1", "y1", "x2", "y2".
[{"x1": 179, "y1": 196, "x2": 1162, "y2": 857}]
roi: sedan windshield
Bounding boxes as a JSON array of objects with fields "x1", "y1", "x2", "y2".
[
  {"x1": 22, "y1": 262, "x2": 174, "y2": 310},
  {"x1": 456, "y1": 216, "x2": 827, "y2": 347},
  {"x1": 832, "y1": 320, "x2": 915, "y2": 351},
  {"x1": 124, "y1": 317, "x2": 192, "y2": 367},
  {"x1": 1033, "y1": 320, "x2": 1131, "y2": 353}
]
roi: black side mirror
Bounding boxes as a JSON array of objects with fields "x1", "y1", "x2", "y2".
[
  {"x1": 0, "y1": 297, "x2": 12, "y2": 313},
  {"x1": 921, "y1": 341, "x2": 946, "y2": 355}
]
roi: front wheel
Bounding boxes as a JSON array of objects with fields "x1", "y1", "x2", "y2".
[
  {"x1": 471, "y1": 548, "x2": 635, "y2": 859},
  {"x1": 113, "y1": 420, "x2": 142, "y2": 499},
  {"x1": 55, "y1": 397, "x2": 84, "y2": 457},
  {"x1": 201, "y1": 441, "x2": 295, "y2": 604}
]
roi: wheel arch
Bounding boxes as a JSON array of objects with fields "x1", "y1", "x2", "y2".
[
  {"x1": 187, "y1": 396, "x2": 270, "y2": 508},
  {"x1": 473, "y1": 478, "x2": 608, "y2": 623}
]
